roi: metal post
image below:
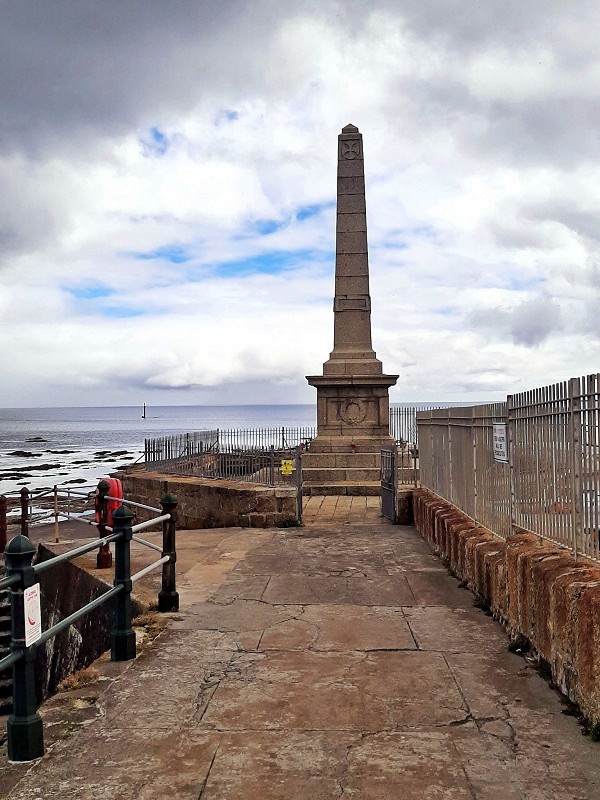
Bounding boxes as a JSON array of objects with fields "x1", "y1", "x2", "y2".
[
  {"x1": 507, "y1": 395, "x2": 517, "y2": 536},
  {"x1": 295, "y1": 446, "x2": 303, "y2": 525},
  {"x1": 0, "y1": 495, "x2": 7, "y2": 554},
  {"x1": 5, "y1": 533, "x2": 44, "y2": 761},
  {"x1": 53, "y1": 485, "x2": 59, "y2": 544},
  {"x1": 96, "y1": 480, "x2": 113, "y2": 569},
  {"x1": 269, "y1": 445, "x2": 275, "y2": 486},
  {"x1": 158, "y1": 494, "x2": 179, "y2": 612},
  {"x1": 110, "y1": 505, "x2": 136, "y2": 661},
  {"x1": 569, "y1": 377, "x2": 584, "y2": 560},
  {"x1": 20, "y1": 488, "x2": 29, "y2": 538}
]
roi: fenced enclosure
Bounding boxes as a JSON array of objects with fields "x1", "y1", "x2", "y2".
[
  {"x1": 144, "y1": 428, "x2": 310, "y2": 487},
  {"x1": 417, "y1": 374, "x2": 600, "y2": 562}
]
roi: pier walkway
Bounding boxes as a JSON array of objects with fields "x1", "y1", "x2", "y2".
[{"x1": 2, "y1": 505, "x2": 600, "y2": 798}]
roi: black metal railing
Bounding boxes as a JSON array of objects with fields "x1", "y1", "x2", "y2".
[{"x1": 0, "y1": 483, "x2": 178, "y2": 762}]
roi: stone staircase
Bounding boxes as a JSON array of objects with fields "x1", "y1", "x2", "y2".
[{"x1": 301, "y1": 451, "x2": 381, "y2": 495}]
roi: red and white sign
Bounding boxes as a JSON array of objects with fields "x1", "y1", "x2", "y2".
[{"x1": 24, "y1": 584, "x2": 42, "y2": 647}]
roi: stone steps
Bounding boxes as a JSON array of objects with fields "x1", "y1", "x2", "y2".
[
  {"x1": 302, "y1": 452, "x2": 380, "y2": 468},
  {"x1": 301, "y1": 466, "x2": 381, "y2": 484},
  {"x1": 302, "y1": 481, "x2": 381, "y2": 497}
]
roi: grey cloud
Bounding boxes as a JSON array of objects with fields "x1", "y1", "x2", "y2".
[{"x1": 469, "y1": 295, "x2": 562, "y2": 347}]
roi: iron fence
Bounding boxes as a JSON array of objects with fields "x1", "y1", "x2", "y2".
[
  {"x1": 144, "y1": 427, "x2": 313, "y2": 487},
  {"x1": 417, "y1": 374, "x2": 600, "y2": 562},
  {"x1": 389, "y1": 405, "x2": 451, "y2": 446}
]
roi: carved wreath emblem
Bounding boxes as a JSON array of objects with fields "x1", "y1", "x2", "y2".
[
  {"x1": 340, "y1": 140, "x2": 361, "y2": 160},
  {"x1": 339, "y1": 400, "x2": 367, "y2": 425}
]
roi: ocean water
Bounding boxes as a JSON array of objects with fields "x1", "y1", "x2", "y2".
[
  {"x1": 0, "y1": 402, "x2": 466, "y2": 496},
  {"x1": 0, "y1": 404, "x2": 317, "y2": 494}
]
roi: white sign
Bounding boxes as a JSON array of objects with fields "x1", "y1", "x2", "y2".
[
  {"x1": 493, "y1": 423, "x2": 508, "y2": 463},
  {"x1": 24, "y1": 583, "x2": 42, "y2": 647}
]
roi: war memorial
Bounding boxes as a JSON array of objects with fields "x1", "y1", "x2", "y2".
[{"x1": 1, "y1": 126, "x2": 600, "y2": 798}]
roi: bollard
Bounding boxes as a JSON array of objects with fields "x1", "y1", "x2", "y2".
[
  {"x1": 20, "y1": 488, "x2": 29, "y2": 538},
  {"x1": 96, "y1": 480, "x2": 113, "y2": 569},
  {"x1": 5, "y1": 534, "x2": 44, "y2": 761},
  {"x1": 158, "y1": 494, "x2": 179, "y2": 612},
  {"x1": 110, "y1": 505, "x2": 136, "y2": 661},
  {"x1": 0, "y1": 495, "x2": 7, "y2": 554}
]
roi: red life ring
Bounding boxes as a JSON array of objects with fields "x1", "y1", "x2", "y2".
[{"x1": 95, "y1": 477, "x2": 123, "y2": 526}]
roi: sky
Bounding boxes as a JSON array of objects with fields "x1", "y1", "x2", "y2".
[{"x1": 2, "y1": 1, "x2": 600, "y2": 408}]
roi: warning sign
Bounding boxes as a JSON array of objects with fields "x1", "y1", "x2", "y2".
[
  {"x1": 24, "y1": 583, "x2": 42, "y2": 647},
  {"x1": 280, "y1": 459, "x2": 294, "y2": 476},
  {"x1": 492, "y1": 423, "x2": 508, "y2": 463}
]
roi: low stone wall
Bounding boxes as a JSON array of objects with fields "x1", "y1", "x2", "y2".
[
  {"x1": 119, "y1": 470, "x2": 298, "y2": 529},
  {"x1": 413, "y1": 487, "x2": 600, "y2": 725}
]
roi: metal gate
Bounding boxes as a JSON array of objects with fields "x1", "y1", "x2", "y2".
[{"x1": 380, "y1": 445, "x2": 397, "y2": 521}]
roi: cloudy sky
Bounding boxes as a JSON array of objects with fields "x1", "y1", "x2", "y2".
[{"x1": 2, "y1": 1, "x2": 600, "y2": 408}]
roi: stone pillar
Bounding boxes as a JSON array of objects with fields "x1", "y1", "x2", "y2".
[{"x1": 306, "y1": 124, "x2": 397, "y2": 454}]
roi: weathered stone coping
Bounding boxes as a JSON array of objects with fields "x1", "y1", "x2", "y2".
[
  {"x1": 118, "y1": 470, "x2": 298, "y2": 529},
  {"x1": 413, "y1": 486, "x2": 600, "y2": 725}
]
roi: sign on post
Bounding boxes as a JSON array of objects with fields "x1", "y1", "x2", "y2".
[
  {"x1": 24, "y1": 583, "x2": 42, "y2": 647},
  {"x1": 492, "y1": 423, "x2": 508, "y2": 463},
  {"x1": 280, "y1": 459, "x2": 294, "y2": 476}
]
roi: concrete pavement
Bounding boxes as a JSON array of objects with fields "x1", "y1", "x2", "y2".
[{"x1": 2, "y1": 512, "x2": 600, "y2": 798}]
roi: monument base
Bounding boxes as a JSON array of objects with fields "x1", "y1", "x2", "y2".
[{"x1": 303, "y1": 372, "x2": 398, "y2": 495}]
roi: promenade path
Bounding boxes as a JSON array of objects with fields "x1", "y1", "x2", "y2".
[{"x1": 2, "y1": 501, "x2": 600, "y2": 798}]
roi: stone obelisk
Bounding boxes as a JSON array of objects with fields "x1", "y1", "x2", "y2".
[{"x1": 307, "y1": 124, "x2": 397, "y2": 455}]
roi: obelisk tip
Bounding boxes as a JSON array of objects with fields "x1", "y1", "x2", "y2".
[{"x1": 341, "y1": 123, "x2": 359, "y2": 133}]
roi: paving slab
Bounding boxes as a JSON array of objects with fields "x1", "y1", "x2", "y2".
[{"x1": 3, "y1": 515, "x2": 600, "y2": 799}]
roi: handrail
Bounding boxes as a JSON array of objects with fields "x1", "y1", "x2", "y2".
[
  {"x1": 105, "y1": 496, "x2": 162, "y2": 513},
  {"x1": 131, "y1": 514, "x2": 170, "y2": 534},
  {"x1": 0, "y1": 650, "x2": 24, "y2": 673},
  {"x1": 33, "y1": 533, "x2": 121, "y2": 574},
  {"x1": 132, "y1": 535, "x2": 163, "y2": 553},
  {"x1": 131, "y1": 555, "x2": 169, "y2": 583},
  {"x1": 1, "y1": 483, "x2": 180, "y2": 762}
]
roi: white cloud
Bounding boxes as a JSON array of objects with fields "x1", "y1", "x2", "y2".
[{"x1": 1, "y1": 1, "x2": 600, "y2": 407}]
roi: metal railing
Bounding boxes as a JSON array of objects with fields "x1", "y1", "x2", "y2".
[
  {"x1": 0, "y1": 482, "x2": 179, "y2": 762},
  {"x1": 417, "y1": 373, "x2": 600, "y2": 562},
  {"x1": 389, "y1": 405, "x2": 451, "y2": 447}
]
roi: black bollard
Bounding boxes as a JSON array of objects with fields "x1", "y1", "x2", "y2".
[
  {"x1": 110, "y1": 505, "x2": 136, "y2": 661},
  {"x1": 158, "y1": 494, "x2": 179, "y2": 612},
  {"x1": 5, "y1": 534, "x2": 43, "y2": 761}
]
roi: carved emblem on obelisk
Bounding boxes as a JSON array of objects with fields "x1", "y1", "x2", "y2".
[{"x1": 340, "y1": 140, "x2": 361, "y2": 160}]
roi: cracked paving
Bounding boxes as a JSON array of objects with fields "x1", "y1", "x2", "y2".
[{"x1": 4, "y1": 516, "x2": 600, "y2": 799}]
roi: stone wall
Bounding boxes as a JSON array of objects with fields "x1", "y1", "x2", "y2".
[
  {"x1": 413, "y1": 487, "x2": 600, "y2": 725},
  {"x1": 118, "y1": 470, "x2": 298, "y2": 529}
]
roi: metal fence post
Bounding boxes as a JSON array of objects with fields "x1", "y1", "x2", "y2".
[
  {"x1": 0, "y1": 495, "x2": 7, "y2": 553},
  {"x1": 507, "y1": 394, "x2": 516, "y2": 535},
  {"x1": 269, "y1": 445, "x2": 275, "y2": 486},
  {"x1": 5, "y1": 533, "x2": 44, "y2": 761},
  {"x1": 569, "y1": 377, "x2": 584, "y2": 560},
  {"x1": 158, "y1": 494, "x2": 179, "y2": 612},
  {"x1": 295, "y1": 446, "x2": 303, "y2": 524},
  {"x1": 20, "y1": 488, "x2": 29, "y2": 538},
  {"x1": 111, "y1": 505, "x2": 136, "y2": 661}
]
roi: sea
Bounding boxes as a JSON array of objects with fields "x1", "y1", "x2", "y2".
[
  {"x1": 0, "y1": 402, "x2": 469, "y2": 496},
  {"x1": 0, "y1": 405, "x2": 318, "y2": 495}
]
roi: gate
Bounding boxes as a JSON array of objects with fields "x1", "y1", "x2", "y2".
[{"x1": 380, "y1": 445, "x2": 397, "y2": 521}]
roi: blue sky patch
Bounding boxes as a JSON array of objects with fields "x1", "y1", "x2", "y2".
[
  {"x1": 64, "y1": 284, "x2": 114, "y2": 300},
  {"x1": 215, "y1": 109, "x2": 239, "y2": 125},
  {"x1": 296, "y1": 201, "x2": 335, "y2": 221},
  {"x1": 214, "y1": 249, "x2": 322, "y2": 277},
  {"x1": 133, "y1": 245, "x2": 191, "y2": 264}
]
